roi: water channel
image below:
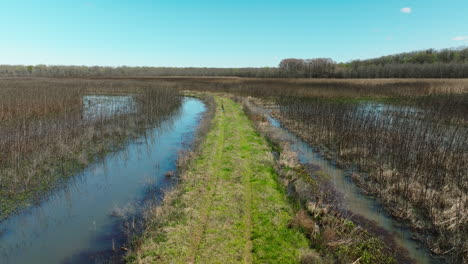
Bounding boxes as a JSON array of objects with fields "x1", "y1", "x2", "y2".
[
  {"x1": 0, "y1": 97, "x2": 206, "y2": 264},
  {"x1": 265, "y1": 113, "x2": 444, "y2": 264}
]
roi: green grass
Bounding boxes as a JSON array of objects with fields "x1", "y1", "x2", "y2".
[{"x1": 130, "y1": 97, "x2": 309, "y2": 263}]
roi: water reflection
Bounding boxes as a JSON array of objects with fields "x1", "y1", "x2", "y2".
[
  {"x1": 0, "y1": 97, "x2": 206, "y2": 264},
  {"x1": 266, "y1": 114, "x2": 443, "y2": 264},
  {"x1": 82, "y1": 95, "x2": 137, "y2": 121}
]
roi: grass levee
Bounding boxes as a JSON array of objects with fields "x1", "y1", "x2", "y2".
[{"x1": 128, "y1": 96, "x2": 310, "y2": 263}]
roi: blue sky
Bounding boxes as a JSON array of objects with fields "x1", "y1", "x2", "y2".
[{"x1": 0, "y1": 0, "x2": 467, "y2": 67}]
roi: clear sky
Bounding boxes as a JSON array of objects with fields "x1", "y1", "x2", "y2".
[{"x1": 0, "y1": 0, "x2": 467, "y2": 67}]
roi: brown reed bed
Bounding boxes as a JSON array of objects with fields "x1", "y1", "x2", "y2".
[
  {"x1": 142, "y1": 76, "x2": 467, "y2": 263},
  {"x1": 0, "y1": 78, "x2": 182, "y2": 221}
]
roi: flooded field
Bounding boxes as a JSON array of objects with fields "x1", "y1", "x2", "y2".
[
  {"x1": 0, "y1": 97, "x2": 206, "y2": 264},
  {"x1": 273, "y1": 93, "x2": 467, "y2": 262},
  {"x1": 265, "y1": 114, "x2": 444, "y2": 264},
  {"x1": 82, "y1": 95, "x2": 137, "y2": 121}
]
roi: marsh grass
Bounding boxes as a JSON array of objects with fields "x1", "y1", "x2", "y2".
[
  {"x1": 162, "y1": 76, "x2": 467, "y2": 262},
  {"x1": 144, "y1": 77, "x2": 468, "y2": 97},
  {"x1": 272, "y1": 95, "x2": 467, "y2": 261},
  {"x1": 241, "y1": 97, "x2": 399, "y2": 264},
  {"x1": 0, "y1": 78, "x2": 182, "y2": 221}
]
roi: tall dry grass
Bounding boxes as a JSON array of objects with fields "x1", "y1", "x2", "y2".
[
  {"x1": 273, "y1": 96, "x2": 467, "y2": 260},
  {"x1": 151, "y1": 76, "x2": 467, "y2": 262},
  {"x1": 137, "y1": 77, "x2": 468, "y2": 96},
  {"x1": 0, "y1": 78, "x2": 182, "y2": 220}
]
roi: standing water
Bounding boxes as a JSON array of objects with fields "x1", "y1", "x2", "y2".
[
  {"x1": 266, "y1": 115, "x2": 444, "y2": 264},
  {"x1": 82, "y1": 95, "x2": 137, "y2": 120},
  {"x1": 0, "y1": 97, "x2": 206, "y2": 264}
]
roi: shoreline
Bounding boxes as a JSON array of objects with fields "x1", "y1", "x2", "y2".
[{"x1": 128, "y1": 95, "x2": 397, "y2": 264}]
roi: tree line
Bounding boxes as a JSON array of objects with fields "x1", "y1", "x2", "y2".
[
  {"x1": 0, "y1": 65, "x2": 280, "y2": 78},
  {"x1": 279, "y1": 47, "x2": 468, "y2": 78},
  {"x1": 1, "y1": 47, "x2": 467, "y2": 78}
]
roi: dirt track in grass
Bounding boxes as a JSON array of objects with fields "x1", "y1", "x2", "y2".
[{"x1": 130, "y1": 96, "x2": 309, "y2": 264}]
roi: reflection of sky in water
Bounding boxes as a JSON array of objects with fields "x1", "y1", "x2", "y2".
[
  {"x1": 357, "y1": 102, "x2": 465, "y2": 150},
  {"x1": 356, "y1": 102, "x2": 422, "y2": 127},
  {"x1": 82, "y1": 95, "x2": 136, "y2": 120},
  {"x1": 263, "y1": 110, "x2": 443, "y2": 264},
  {"x1": 0, "y1": 98, "x2": 205, "y2": 264},
  {"x1": 358, "y1": 102, "x2": 421, "y2": 115},
  {"x1": 229, "y1": 101, "x2": 448, "y2": 263}
]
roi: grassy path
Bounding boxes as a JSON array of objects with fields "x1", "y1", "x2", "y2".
[{"x1": 131, "y1": 97, "x2": 309, "y2": 264}]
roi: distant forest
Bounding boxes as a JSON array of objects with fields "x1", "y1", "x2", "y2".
[
  {"x1": 1, "y1": 47, "x2": 467, "y2": 78},
  {"x1": 280, "y1": 47, "x2": 468, "y2": 78}
]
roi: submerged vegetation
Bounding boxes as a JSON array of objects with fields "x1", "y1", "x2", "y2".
[
  {"x1": 1, "y1": 76, "x2": 466, "y2": 263},
  {"x1": 154, "y1": 77, "x2": 467, "y2": 263},
  {"x1": 0, "y1": 78, "x2": 182, "y2": 220},
  {"x1": 273, "y1": 96, "x2": 467, "y2": 260},
  {"x1": 242, "y1": 97, "x2": 400, "y2": 264}
]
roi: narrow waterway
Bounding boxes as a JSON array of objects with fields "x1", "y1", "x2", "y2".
[
  {"x1": 266, "y1": 115, "x2": 444, "y2": 264},
  {"x1": 0, "y1": 97, "x2": 206, "y2": 264}
]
